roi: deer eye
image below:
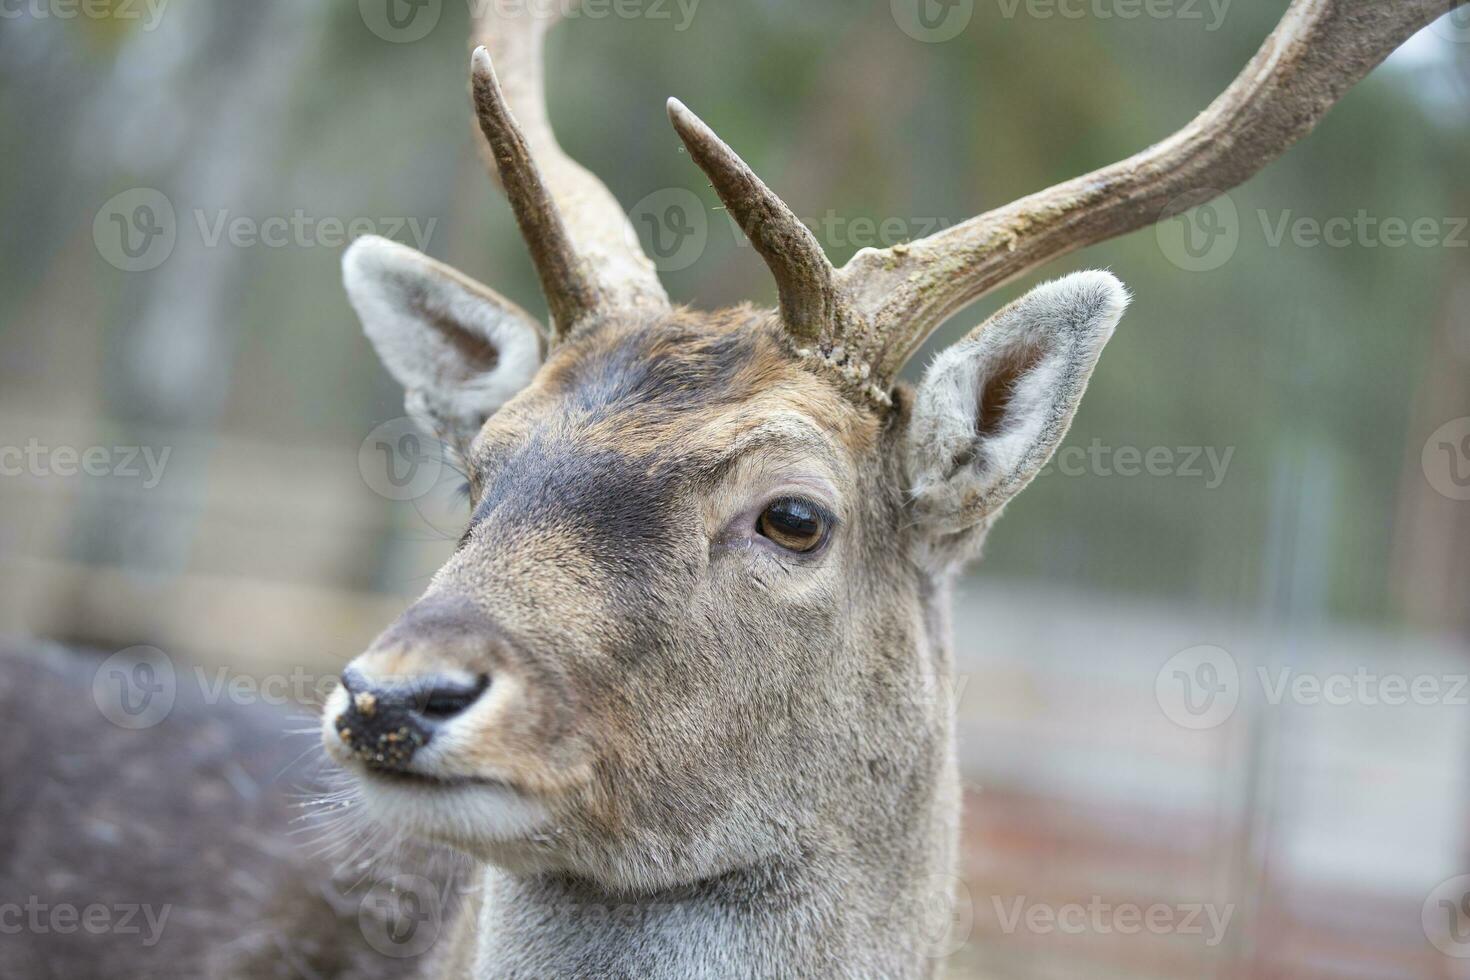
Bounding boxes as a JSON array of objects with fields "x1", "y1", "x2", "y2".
[{"x1": 756, "y1": 497, "x2": 831, "y2": 554}]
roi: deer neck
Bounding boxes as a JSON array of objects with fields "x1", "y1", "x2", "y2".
[{"x1": 462, "y1": 831, "x2": 955, "y2": 979}]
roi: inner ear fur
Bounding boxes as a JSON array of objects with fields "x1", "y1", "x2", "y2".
[{"x1": 907, "y1": 270, "x2": 1129, "y2": 545}]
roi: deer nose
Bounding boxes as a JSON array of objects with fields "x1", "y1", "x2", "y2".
[{"x1": 335, "y1": 668, "x2": 490, "y2": 772}]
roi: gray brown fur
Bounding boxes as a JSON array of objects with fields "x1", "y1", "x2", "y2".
[{"x1": 0, "y1": 640, "x2": 461, "y2": 979}]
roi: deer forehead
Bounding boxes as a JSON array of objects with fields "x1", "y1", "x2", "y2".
[{"x1": 473, "y1": 314, "x2": 880, "y2": 483}]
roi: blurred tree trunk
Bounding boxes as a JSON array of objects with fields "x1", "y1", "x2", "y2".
[
  {"x1": 55, "y1": 0, "x2": 329, "y2": 644},
  {"x1": 1390, "y1": 248, "x2": 1470, "y2": 639}
]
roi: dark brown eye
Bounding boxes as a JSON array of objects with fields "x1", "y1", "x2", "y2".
[{"x1": 757, "y1": 497, "x2": 831, "y2": 554}]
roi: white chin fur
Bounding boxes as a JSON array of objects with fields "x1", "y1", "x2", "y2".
[
  {"x1": 318, "y1": 680, "x2": 551, "y2": 853},
  {"x1": 356, "y1": 775, "x2": 551, "y2": 853}
]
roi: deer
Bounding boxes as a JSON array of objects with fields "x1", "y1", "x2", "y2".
[{"x1": 316, "y1": 1, "x2": 1463, "y2": 977}]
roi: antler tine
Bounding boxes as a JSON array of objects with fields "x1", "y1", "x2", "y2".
[
  {"x1": 471, "y1": 48, "x2": 597, "y2": 337},
  {"x1": 471, "y1": 4, "x2": 669, "y2": 336},
  {"x1": 667, "y1": 98, "x2": 841, "y2": 345},
  {"x1": 837, "y1": 0, "x2": 1466, "y2": 381}
]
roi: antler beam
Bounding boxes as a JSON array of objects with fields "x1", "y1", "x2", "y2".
[
  {"x1": 837, "y1": 0, "x2": 1466, "y2": 379},
  {"x1": 470, "y1": 3, "x2": 669, "y2": 336}
]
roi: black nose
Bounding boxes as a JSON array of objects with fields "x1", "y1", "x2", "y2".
[{"x1": 335, "y1": 669, "x2": 490, "y2": 772}]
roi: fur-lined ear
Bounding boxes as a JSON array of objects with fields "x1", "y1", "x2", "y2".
[
  {"x1": 343, "y1": 236, "x2": 544, "y2": 449},
  {"x1": 907, "y1": 270, "x2": 1128, "y2": 564}
]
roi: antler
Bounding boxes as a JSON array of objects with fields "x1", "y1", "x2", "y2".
[
  {"x1": 670, "y1": 0, "x2": 1465, "y2": 386},
  {"x1": 470, "y1": 3, "x2": 668, "y2": 337},
  {"x1": 666, "y1": 98, "x2": 845, "y2": 345}
]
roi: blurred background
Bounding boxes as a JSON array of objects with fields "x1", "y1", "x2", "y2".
[{"x1": 2, "y1": 0, "x2": 1468, "y2": 977}]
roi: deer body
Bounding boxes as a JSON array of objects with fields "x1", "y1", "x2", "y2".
[{"x1": 317, "y1": 2, "x2": 1462, "y2": 977}]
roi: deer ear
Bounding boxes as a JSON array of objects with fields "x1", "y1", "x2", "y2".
[
  {"x1": 343, "y1": 235, "x2": 545, "y2": 448},
  {"x1": 907, "y1": 270, "x2": 1128, "y2": 560}
]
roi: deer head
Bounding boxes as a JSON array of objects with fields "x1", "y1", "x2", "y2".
[{"x1": 320, "y1": 0, "x2": 1461, "y2": 971}]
